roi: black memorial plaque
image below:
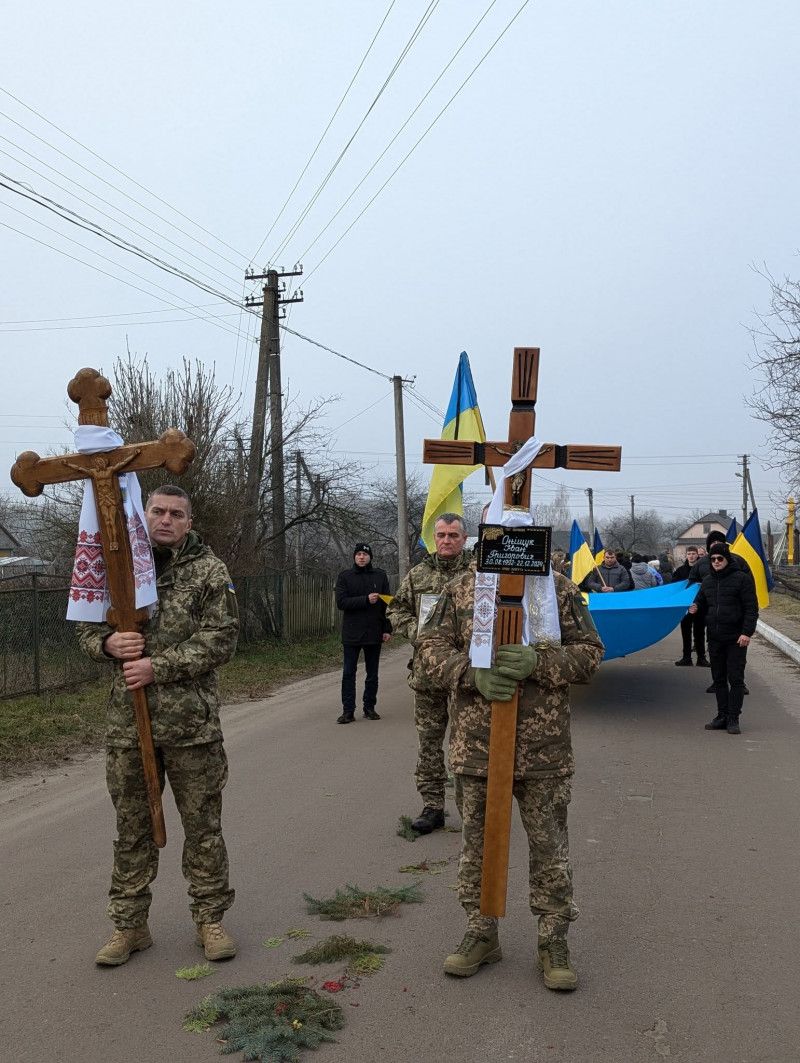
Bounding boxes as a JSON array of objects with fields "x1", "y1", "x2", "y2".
[{"x1": 476, "y1": 524, "x2": 552, "y2": 576}]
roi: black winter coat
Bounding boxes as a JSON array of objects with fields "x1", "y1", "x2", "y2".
[
  {"x1": 694, "y1": 564, "x2": 758, "y2": 642},
  {"x1": 335, "y1": 563, "x2": 392, "y2": 645}
]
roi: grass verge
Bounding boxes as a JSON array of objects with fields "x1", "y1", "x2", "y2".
[{"x1": 0, "y1": 632, "x2": 342, "y2": 777}]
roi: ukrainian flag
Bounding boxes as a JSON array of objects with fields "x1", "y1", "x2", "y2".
[
  {"x1": 420, "y1": 352, "x2": 486, "y2": 552},
  {"x1": 569, "y1": 520, "x2": 596, "y2": 587},
  {"x1": 725, "y1": 517, "x2": 739, "y2": 544},
  {"x1": 730, "y1": 509, "x2": 774, "y2": 608},
  {"x1": 593, "y1": 528, "x2": 605, "y2": 565}
]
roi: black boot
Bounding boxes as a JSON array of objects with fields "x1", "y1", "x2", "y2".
[
  {"x1": 337, "y1": 710, "x2": 355, "y2": 724},
  {"x1": 363, "y1": 708, "x2": 381, "y2": 720},
  {"x1": 695, "y1": 656, "x2": 711, "y2": 667},
  {"x1": 706, "y1": 684, "x2": 716, "y2": 694},
  {"x1": 675, "y1": 656, "x2": 692, "y2": 666},
  {"x1": 727, "y1": 716, "x2": 741, "y2": 735},
  {"x1": 705, "y1": 714, "x2": 728, "y2": 730},
  {"x1": 411, "y1": 806, "x2": 445, "y2": 834}
]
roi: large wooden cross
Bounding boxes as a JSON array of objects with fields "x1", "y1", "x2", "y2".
[
  {"x1": 422, "y1": 347, "x2": 621, "y2": 916},
  {"x1": 10, "y1": 368, "x2": 196, "y2": 848}
]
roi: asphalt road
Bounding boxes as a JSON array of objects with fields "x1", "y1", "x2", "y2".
[{"x1": 2, "y1": 631, "x2": 800, "y2": 1063}]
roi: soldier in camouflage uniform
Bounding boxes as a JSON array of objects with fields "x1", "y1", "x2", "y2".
[
  {"x1": 77, "y1": 486, "x2": 240, "y2": 967},
  {"x1": 387, "y1": 513, "x2": 472, "y2": 833},
  {"x1": 416, "y1": 561, "x2": 604, "y2": 990}
]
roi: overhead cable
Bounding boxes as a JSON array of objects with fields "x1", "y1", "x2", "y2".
[
  {"x1": 250, "y1": 0, "x2": 398, "y2": 263},
  {"x1": 302, "y1": 0, "x2": 532, "y2": 284}
]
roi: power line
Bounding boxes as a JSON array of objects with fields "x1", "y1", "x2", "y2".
[
  {"x1": 280, "y1": 324, "x2": 392, "y2": 380},
  {"x1": 0, "y1": 214, "x2": 252, "y2": 342},
  {"x1": 297, "y1": 0, "x2": 502, "y2": 263},
  {"x1": 250, "y1": 0, "x2": 398, "y2": 263},
  {"x1": 0, "y1": 173, "x2": 246, "y2": 309},
  {"x1": 302, "y1": 0, "x2": 532, "y2": 284},
  {"x1": 0, "y1": 89, "x2": 250, "y2": 266},
  {"x1": 268, "y1": 0, "x2": 441, "y2": 264},
  {"x1": 0, "y1": 144, "x2": 241, "y2": 291}
]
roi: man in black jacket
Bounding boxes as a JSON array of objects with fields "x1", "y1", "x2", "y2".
[
  {"x1": 672, "y1": 546, "x2": 709, "y2": 666},
  {"x1": 688, "y1": 542, "x2": 758, "y2": 734},
  {"x1": 335, "y1": 542, "x2": 392, "y2": 724}
]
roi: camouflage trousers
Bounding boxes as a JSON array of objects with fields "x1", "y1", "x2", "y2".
[
  {"x1": 105, "y1": 742, "x2": 234, "y2": 929},
  {"x1": 413, "y1": 689, "x2": 450, "y2": 810},
  {"x1": 458, "y1": 773, "x2": 578, "y2": 939}
]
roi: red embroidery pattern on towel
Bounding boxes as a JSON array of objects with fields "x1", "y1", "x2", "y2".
[{"x1": 69, "y1": 530, "x2": 107, "y2": 602}]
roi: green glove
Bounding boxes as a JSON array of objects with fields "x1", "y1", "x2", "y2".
[
  {"x1": 494, "y1": 644, "x2": 538, "y2": 680},
  {"x1": 475, "y1": 666, "x2": 517, "y2": 703}
]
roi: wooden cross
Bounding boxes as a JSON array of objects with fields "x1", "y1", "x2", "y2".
[
  {"x1": 10, "y1": 368, "x2": 196, "y2": 848},
  {"x1": 422, "y1": 347, "x2": 621, "y2": 916}
]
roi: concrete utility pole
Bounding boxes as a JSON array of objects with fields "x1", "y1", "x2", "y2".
[
  {"x1": 630, "y1": 495, "x2": 635, "y2": 523},
  {"x1": 739, "y1": 454, "x2": 749, "y2": 526},
  {"x1": 393, "y1": 375, "x2": 410, "y2": 579},
  {"x1": 585, "y1": 487, "x2": 594, "y2": 537},
  {"x1": 295, "y1": 450, "x2": 302, "y2": 576},
  {"x1": 242, "y1": 266, "x2": 303, "y2": 573}
]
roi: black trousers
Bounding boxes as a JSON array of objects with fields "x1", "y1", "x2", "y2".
[
  {"x1": 341, "y1": 643, "x2": 382, "y2": 712},
  {"x1": 680, "y1": 612, "x2": 706, "y2": 658},
  {"x1": 708, "y1": 638, "x2": 748, "y2": 718}
]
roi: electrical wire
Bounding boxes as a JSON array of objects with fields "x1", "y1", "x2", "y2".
[
  {"x1": 280, "y1": 323, "x2": 393, "y2": 382},
  {"x1": 302, "y1": 0, "x2": 532, "y2": 285},
  {"x1": 0, "y1": 92, "x2": 250, "y2": 267},
  {"x1": 297, "y1": 0, "x2": 502, "y2": 263},
  {"x1": 250, "y1": 0, "x2": 398, "y2": 263},
  {"x1": 0, "y1": 213, "x2": 253, "y2": 342},
  {"x1": 267, "y1": 0, "x2": 441, "y2": 264},
  {"x1": 0, "y1": 173, "x2": 246, "y2": 309},
  {"x1": 0, "y1": 145, "x2": 241, "y2": 291}
]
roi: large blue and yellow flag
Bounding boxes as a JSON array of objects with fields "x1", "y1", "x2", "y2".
[
  {"x1": 421, "y1": 352, "x2": 486, "y2": 552},
  {"x1": 730, "y1": 509, "x2": 773, "y2": 608},
  {"x1": 569, "y1": 520, "x2": 596, "y2": 587},
  {"x1": 725, "y1": 517, "x2": 739, "y2": 544},
  {"x1": 593, "y1": 527, "x2": 605, "y2": 565}
]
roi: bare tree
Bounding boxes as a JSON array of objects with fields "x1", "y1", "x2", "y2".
[
  {"x1": 747, "y1": 266, "x2": 800, "y2": 494},
  {"x1": 31, "y1": 352, "x2": 364, "y2": 576},
  {"x1": 602, "y1": 508, "x2": 667, "y2": 554}
]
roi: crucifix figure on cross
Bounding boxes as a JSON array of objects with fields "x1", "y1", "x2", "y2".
[
  {"x1": 416, "y1": 347, "x2": 614, "y2": 988},
  {"x1": 11, "y1": 368, "x2": 196, "y2": 847}
]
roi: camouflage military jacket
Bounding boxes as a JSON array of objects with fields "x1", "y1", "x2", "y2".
[
  {"x1": 416, "y1": 566, "x2": 604, "y2": 778},
  {"x1": 387, "y1": 550, "x2": 473, "y2": 692},
  {"x1": 77, "y1": 531, "x2": 240, "y2": 748}
]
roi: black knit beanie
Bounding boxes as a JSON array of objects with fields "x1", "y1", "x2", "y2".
[{"x1": 353, "y1": 542, "x2": 373, "y2": 559}]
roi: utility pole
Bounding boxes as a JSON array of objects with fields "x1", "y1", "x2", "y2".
[
  {"x1": 585, "y1": 487, "x2": 594, "y2": 537},
  {"x1": 295, "y1": 450, "x2": 302, "y2": 576},
  {"x1": 242, "y1": 266, "x2": 303, "y2": 574},
  {"x1": 739, "y1": 454, "x2": 749, "y2": 525},
  {"x1": 393, "y1": 375, "x2": 410, "y2": 579},
  {"x1": 630, "y1": 495, "x2": 635, "y2": 522}
]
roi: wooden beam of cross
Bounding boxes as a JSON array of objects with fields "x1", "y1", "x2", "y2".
[
  {"x1": 10, "y1": 368, "x2": 196, "y2": 848},
  {"x1": 422, "y1": 347, "x2": 621, "y2": 916}
]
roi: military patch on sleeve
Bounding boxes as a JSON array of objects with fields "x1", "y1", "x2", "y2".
[
  {"x1": 569, "y1": 593, "x2": 599, "y2": 636},
  {"x1": 225, "y1": 583, "x2": 239, "y2": 621}
]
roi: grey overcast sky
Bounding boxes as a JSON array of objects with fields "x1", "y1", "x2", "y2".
[{"x1": 2, "y1": 1, "x2": 798, "y2": 530}]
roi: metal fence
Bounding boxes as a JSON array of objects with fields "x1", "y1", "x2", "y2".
[
  {"x1": 0, "y1": 574, "x2": 104, "y2": 699},
  {"x1": 1, "y1": 569, "x2": 399, "y2": 699}
]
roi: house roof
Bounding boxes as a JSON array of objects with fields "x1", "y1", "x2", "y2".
[
  {"x1": 676, "y1": 512, "x2": 734, "y2": 539},
  {"x1": 0, "y1": 521, "x2": 22, "y2": 551}
]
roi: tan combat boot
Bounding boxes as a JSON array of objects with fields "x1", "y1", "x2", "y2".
[
  {"x1": 443, "y1": 929, "x2": 502, "y2": 977},
  {"x1": 95, "y1": 924, "x2": 153, "y2": 966},
  {"x1": 195, "y1": 921, "x2": 236, "y2": 961},
  {"x1": 537, "y1": 935, "x2": 578, "y2": 991}
]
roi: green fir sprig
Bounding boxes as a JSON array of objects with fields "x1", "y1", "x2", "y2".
[
  {"x1": 292, "y1": 934, "x2": 390, "y2": 965},
  {"x1": 183, "y1": 978, "x2": 345, "y2": 1062},
  {"x1": 303, "y1": 882, "x2": 422, "y2": 920}
]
